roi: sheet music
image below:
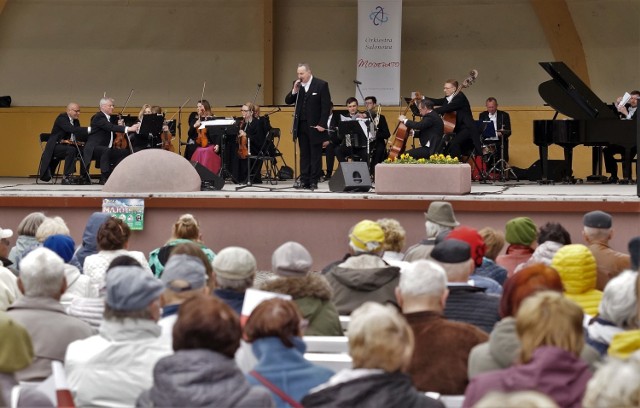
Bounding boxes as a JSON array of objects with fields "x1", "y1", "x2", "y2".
[
  {"x1": 199, "y1": 118, "x2": 236, "y2": 129},
  {"x1": 618, "y1": 92, "x2": 631, "y2": 108},
  {"x1": 340, "y1": 115, "x2": 370, "y2": 139}
]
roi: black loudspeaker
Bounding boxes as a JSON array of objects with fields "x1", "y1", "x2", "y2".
[
  {"x1": 329, "y1": 162, "x2": 372, "y2": 192},
  {"x1": 190, "y1": 161, "x2": 225, "y2": 191},
  {"x1": 527, "y1": 159, "x2": 568, "y2": 182}
]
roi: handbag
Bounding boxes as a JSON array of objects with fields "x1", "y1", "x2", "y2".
[{"x1": 249, "y1": 370, "x2": 303, "y2": 408}]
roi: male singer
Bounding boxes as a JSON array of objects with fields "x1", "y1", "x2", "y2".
[{"x1": 285, "y1": 63, "x2": 331, "y2": 190}]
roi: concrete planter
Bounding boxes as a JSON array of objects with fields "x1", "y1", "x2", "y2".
[{"x1": 374, "y1": 163, "x2": 471, "y2": 195}]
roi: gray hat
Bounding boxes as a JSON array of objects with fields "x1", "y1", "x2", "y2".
[
  {"x1": 106, "y1": 266, "x2": 164, "y2": 311},
  {"x1": 583, "y1": 211, "x2": 612, "y2": 229},
  {"x1": 212, "y1": 246, "x2": 256, "y2": 280},
  {"x1": 430, "y1": 239, "x2": 471, "y2": 264},
  {"x1": 272, "y1": 241, "x2": 313, "y2": 277},
  {"x1": 629, "y1": 236, "x2": 640, "y2": 271},
  {"x1": 161, "y1": 254, "x2": 207, "y2": 291},
  {"x1": 425, "y1": 201, "x2": 459, "y2": 228}
]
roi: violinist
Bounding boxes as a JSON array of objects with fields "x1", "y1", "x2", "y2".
[
  {"x1": 364, "y1": 96, "x2": 391, "y2": 175},
  {"x1": 233, "y1": 102, "x2": 266, "y2": 184},
  {"x1": 399, "y1": 98, "x2": 445, "y2": 159},
  {"x1": 130, "y1": 104, "x2": 153, "y2": 151},
  {"x1": 84, "y1": 97, "x2": 140, "y2": 185},
  {"x1": 185, "y1": 100, "x2": 214, "y2": 161},
  {"x1": 38, "y1": 102, "x2": 91, "y2": 185}
]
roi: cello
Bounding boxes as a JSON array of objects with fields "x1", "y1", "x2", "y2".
[
  {"x1": 387, "y1": 92, "x2": 422, "y2": 160},
  {"x1": 442, "y1": 70, "x2": 478, "y2": 134}
]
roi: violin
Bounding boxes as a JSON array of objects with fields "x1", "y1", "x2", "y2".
[
  {"x1": 237, "y1": 119, "x2": 249, "y2": 159},
  {"x1": 113, "y1": 89, "x2": 135, "y2": 153},
  {"x1": 196, "y1": 123, "x2": 209, "y2": 148},
  {"x1": 161, "y1": 121, "x2": 175, "y2": 152},
  {"x1": 387, "y1": 92, "x2": 422, "y2": 160}
]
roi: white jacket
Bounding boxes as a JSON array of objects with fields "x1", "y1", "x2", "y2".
[
  {"x1": 61, "y1": 264, "x2": 94, "y2": 307},
  {"x1": 83, "y1": 250, "x2": 151, "y2": 295},
  {"x1": 65, "y1": 318, "x2": 172, "y2": 408},
  {"x1": 0, "y1": 266, "x2": 20, "y2": 311}
]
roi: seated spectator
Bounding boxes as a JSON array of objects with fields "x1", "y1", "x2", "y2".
[
  {"x1": 582, "y1": 210, "x2": 631, "y2": 290},
  {"x1": 463, "y1": 291, "x2": 592, "y2": 408},
  {"x1": 70, "y1": 212, "x2": 111, "y2": 273},
  {"x1": 43, "y1": 234, "x2": 93, "y2": 305},
  {"x1": 0, "y1": 312, "x2": 33, "y2": 405},
  {"x1": 0, "y1": 225, "x2": 16, "y2": 275},
  {"x1": 446, "y1": 227, "x2": 502, "y2": 295},
  {"x1": 169, "y1": 241, "x2": 214, "y2": 291},
  {"x1": 473, "y1": 391, "x2": 560, "y2": 408},
  {"x1": 0, "y1": 227, "x2": 20, "y2": 310},
  {"x1": 302, "y1": 302, "x2": 444, "y2": 408},
  {"x1": 137, "y1": 295, "x2": 273, "y2": 407},
  {"x1": 496, "y1": 217, "x2": 538, "y2": 277},
  {"x1": 323, "y1": 220, "x2": 400, "y2": 315},
  {"x1": 245, "y1": 298, "x2": 334, "y2": 407},
  {"x1": 404, "y1": 201, "x2": 459, "y2": 262},
  {"x1": 582, "y1": 351, "x2": 640, "y2": 407},
  {"x1": 515, "y1": 221, "x2": 571, "y2": 273},
  {"x1": 429, "y1": 240, "x2": 500, "y2": 333},
  {"x1": 551, "y1": 244, "x2": 603, "y2": 316},
  {"x1": 212, "y1": 246, "x2": 257, "y2": 315},
  {"x1": 377, "y1": 218, "x2": 407, "y2": 266},
  {"x1": 608, "y1": 272, "x2": 640, "y2": 358},
  {"x1": 586, "y1": 270, "x2": 638, "y2": 355},
  {"x1": 83, "y1": 217, "x2": 151, "y2": 294},
  {"x1": 158, "y1": 254, "x2": 208, "y2": 342},
  {"x1": 148, "y1": 214, "x2": 216, "y2": 278},
  {"x1": 259, "y1": 242, "x2": 342, "y2": 336},
  {"x1": 34, "y1": 216, "x2": 70, "y2": 243},
  {"x1": 476, "y1": 227, "x2": 508, "y2": 285},
  {"x1": 8, "y1": 212, "x2": 45, "y2": 271},
  {"x1": 7, "y1": 248, "x2": 93, "y2": 382},
  {"x1": 66, "y1": 265, "x2": 172, "y2": 407},
  {"x1": 396, "y1": 260, "x2": 488, "y2": 394},
  {"x1": 468, "y1": 264, "x2": 600, "y2": 378}
]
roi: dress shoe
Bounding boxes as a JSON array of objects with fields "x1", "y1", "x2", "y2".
[
  {"x1": 61, "y1": 177, "x2": 72, "y2": 185},
  {"x1": 604, "y1": 176, "x2": 618, "y2": 184},
  {"x1": 99, "y1": 176, "x2": 108, "y2": 185},
  {"x1": 309, "y1": 183, "x2": 318, "y2": 190}
]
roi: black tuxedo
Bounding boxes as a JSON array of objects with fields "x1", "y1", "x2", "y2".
[
  {"x1": 285, "y1": 76, "x2": 331, "y2": 186},
  {"x1": 426, "y1": 92, "x2": 482, "y2": 158},
  {"x1": 369, "y1": 113, "x2": 391, "y2": 174},
  {"x1": 404, "y1": 110, "x2": 446, "y2": 159},
  {"x1": 324, "y1": 112, "x2": 343, "y2": 177},
  {"x1": 38, "y1": 113, "x2": 90, "y2": 181},
  {"x1": 604, "y1": 104, "x2": 637, "y2": 180},
  {"x1": 478, "y1": 109, "x2": 512, "y2": 162},
  {"x1": 85, "y1": 111, "x2": 129, "y2": 175}
]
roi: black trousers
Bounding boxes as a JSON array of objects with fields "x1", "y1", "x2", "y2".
[
  {"x1": 297, "y1": 120, "x2": 324, "y2": 185},
  {"x1": 52, "y1": 144, "x2": 79, "y2": 176}
]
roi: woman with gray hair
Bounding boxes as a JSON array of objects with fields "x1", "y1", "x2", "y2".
[
  {"x1": 586, "y1": 270, "x2": 639, "y2": 355},
  {"x1": 302, "y1": 302, "x2": 444, "y2": 407},
  {"x1": 7, "y1": 212, "x2": 46, "y2": 271}
]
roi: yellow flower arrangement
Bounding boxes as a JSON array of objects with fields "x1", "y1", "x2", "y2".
[{"x1": 383, "y1": 153, "x2": 460, "y2": 164}]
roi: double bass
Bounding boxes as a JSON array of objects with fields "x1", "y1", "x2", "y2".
[
  {"x1": 387, "y1": 92, "x2": 422, "y2": 160},
  {"x1": 442, "y1": 70, "x2": 478, "y2": 134}
]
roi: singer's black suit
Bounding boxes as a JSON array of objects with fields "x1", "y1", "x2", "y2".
[
  {"x1": 38, "y1": 113, "x2": 90, "y2": 181},
  {"x1": 285, "y1": 77, "x2": 332, "y2": 187},
  {"x1": 84, "y1": 112, "x2": 129, "y2": 177},
  {"x1": 324, "y1": 112, "x2": 342, "y2": 178},
  {"x1": 404, "y1": 110, "x2": 446, "y2": 159},
  {"x1": 478, "y1": 110, "x2": 511, "y2": 162}
]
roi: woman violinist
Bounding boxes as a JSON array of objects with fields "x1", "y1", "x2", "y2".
[
  {"x1": 185, "y1": 100, "x2": 214, "y2": 161},
  {"x1": 232, "y1": 102, "x2": 265, "y2": 184}
]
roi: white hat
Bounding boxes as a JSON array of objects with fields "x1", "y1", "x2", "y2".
[{"x1": 0, "y1": 227, "x2": 13, "y2": 239}]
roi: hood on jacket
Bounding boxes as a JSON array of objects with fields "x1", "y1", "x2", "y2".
[
  {"x1": 488, "y1": 317, "x2": 520, "y2": 368},
  {"x1": 331, "y1": 254, "x2": 399, "y2": 291},
  {"x1": 71, "y1": 212, "x2": 111, "y2": 269},
  {"x1": 551, "y1": 244, "x2": 597, "y2": 294},
  {"x1": 608, "y1": 329, "x2": 640, "y2": 359}
]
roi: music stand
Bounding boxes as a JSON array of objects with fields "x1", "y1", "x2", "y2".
[
  {"x1": 205, "y1": 121, "x2": 239, "y2": 182},
  {"x1": 139, "y1": 114, "x2": 164, "y2": 148},
  {"x1": 338, "y1": 120, "x2": 370, "y2": 167}
]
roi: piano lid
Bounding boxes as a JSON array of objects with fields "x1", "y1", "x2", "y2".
[{"x1": 538, "y1": 62, "x2": 618, "y2": 120}]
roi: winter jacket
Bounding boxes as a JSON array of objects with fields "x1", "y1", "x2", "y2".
[
  {"x1": 60, "y1": 264, "x2": 94, "y2": 306},
  {"x1": 70, "y1": 212, "x2": 111, "y2": 273},
  {"x1": 259, "y1": 274, "x2": 343, "y2": 336},
  {"x1": 474, "y1": 258, "x2": 507, "y2": 285},
  {"x1": 587, "y1": 241, "x2": 631, "y2": 291},
  {"x1": 514, "y1": 240, "x2": 563, "y2": 273},
  {"x1": 137, "y1": 348, "x2": 273, "y2": 407},
  {"x1": 8, "y1": 235, "x2": 39, "y2": 271},
  {"x1": 496, "y1": 244, "x2": 535, "y2": 278},
  {"x1": 444, "y1": 284, "x2": 501, "y2": 334},
  {"x1": 467, "y1": 317, "x2": 601, "y2": 378},
  {"x1": 608, "y1": 329, "x2": 640, "y2": 358},
  {"x1": 551, "y1": 244, "x2": 603, "y2": 316},
  {"x1": 84, "y1": 249, "x2": 152, "y2": 295},
  {"x1": 302, "y1": 370, "x2": 445, "y2": 408},
  {"x1": 246, "y1": 337, "x2": 333, "y2": 408},
  {"x1": 324, "y1": 254, "x2": 400, "y2": 315},
  {"x1": 586, "y1": 317, "x2": 624, "y2": 355},
  {"x1": 463, "y1": 346, "x2": 592, "y2": 408},
  {"x1": 148, "y1": 238, "x2": 216, "y2": 278},
  {"x1": 0, "y1": 266, "x2": 20, "y2": 311},
  {"x1": 213, "y1": 288, "x2": 245, "y2": 315},
  {"x1": 65, "y1": 318, "x2": 172, "y2": 407}
]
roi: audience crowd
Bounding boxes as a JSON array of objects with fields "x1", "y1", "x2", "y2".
[{"x1": 0, "y1": 206, "x2": 638, "y2": 408}]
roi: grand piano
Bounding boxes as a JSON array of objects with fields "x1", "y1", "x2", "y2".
[{"x1": 533, "y1": 61, "x2": 636, "y2": 183}]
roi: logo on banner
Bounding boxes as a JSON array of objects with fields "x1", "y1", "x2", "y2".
[{"x1": 369, "y1": 6, "x2": 388, "y2": 26}]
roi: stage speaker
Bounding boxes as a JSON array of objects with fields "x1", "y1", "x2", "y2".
[
  {"x1": 329, "y1": 162, "x2": 372, "y2": 192},
  {"x1": 527, "y1": 159, "x2": 568, "y2": 182},
  {"x1": 191, "y1": 161, "x2": 225, "y2": 191}
]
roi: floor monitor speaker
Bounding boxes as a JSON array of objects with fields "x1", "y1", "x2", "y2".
[
  {"x1": 191, "y1": 161, "x2": 225, "y2": 190},
  {"x1": 328, "y1": 162, "x2": 372, "y2": 192}
]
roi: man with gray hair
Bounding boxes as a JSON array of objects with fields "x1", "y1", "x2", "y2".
[
  {"x1": 582, "y1": 210, "x2": 630, "y2": 290},
  {"x1": 212, "y1": 246, "x2": 257, "y2": 315},
  {"x1": 404, "y1": 201, "x2": 459, "y2": 262},
  {"x1": 396, "y1": 260, "x2": 488, "y2": 395},
  {"x1": 65, "y1": 265, "x2": 171, "y2": 407},
  {"x1": 7, "y1": 247, "x2": 93, "y2": 382}
]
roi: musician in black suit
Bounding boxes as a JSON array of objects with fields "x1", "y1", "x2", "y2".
[
  {"x1": 38, "y1": 103, "x2": 91, "y2": 184},
  {"x1": 424, "y1": 79, "x2": 482, "y2": 159},
  {"x1": 285, "y1": 63, "x2": 332, "y2": 190},
  {"x1": 234, "y1": 102, "x2": 266, "y2": 184},
  {"x1": 400, "y1": 98, "x2": 445, "y2": 160},
  {"x1": 365, "y1": 96, "x2": 391, "y2": 176},
  {"x1": 603, "y1": 90, "x2": 638, "y2": 183},
  {"x1": 335, "y1": 97, "x2": 370, "y2": 164},
  {"x1": 84, "y1": 98, "x2": 140, "y2": 184},
  {"x1": 322, "y1": 102, "x2": 341, "y2": 180},
  {"x1": 478, "y1": 97, "x2": 512, "y2": 163}
]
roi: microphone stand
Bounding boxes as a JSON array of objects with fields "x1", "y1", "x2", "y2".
[
  {"x1": 174, "y1": 97, "x2": 190, "y2": 156},
  {"x1": 354, "y1": 80, "x2": 374, "y2": 176}
]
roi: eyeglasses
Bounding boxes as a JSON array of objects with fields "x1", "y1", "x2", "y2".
[
  {"x1": 71, "y1": 109, "x2": 81, "y2": 113},
  {"x1": 240, "y1": 109, "x2": 250, "y2": 112}
]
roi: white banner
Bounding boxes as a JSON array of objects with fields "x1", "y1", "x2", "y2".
[{"x1": 356, "y1": 0, "x2": 402, "y2": 106}]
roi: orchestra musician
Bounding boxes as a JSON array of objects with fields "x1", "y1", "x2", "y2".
[
  {"x1": 130, "y1": 105, "x2": 172, "y2": 152},
  {"x1": 364, "y1": 96, "x2": 391, "y2": 176},
  {"x1": 285, "y1": 63, "x2": 331, "y2": 190},
  {"x1": 185, "y1": 100, "x2": 214, "y2": 161},
  {"x1": 423, "y1": 79, "x2": 482, "y2": 159},
  {"x1": 603, "y1": 90, "x2": 638, "y2": 183},
  {"x1": 478, "y1": 97, "x2": 512, "y2": 163},
  {"x1": 84, "y1": 97, "x2": 140, "y2": 185},
  {"x1": 399, "y1": 98, "x2": 445, "y2": 160},
  {"x1": 38, "y1": 102, "x2": 91, "y2": 185},
  {"x1": 335, "y1": 97, "x2": 369, "y2": 164},
  {"x1": 234, "y1": 102, "x2": 266, "y2": 184}
]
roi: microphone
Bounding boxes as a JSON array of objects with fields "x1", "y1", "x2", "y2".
[
  {"x1": 353, "y1": 80, "x2": 362, "y2": 85},
  {"x1": 258, "y1": 83, "x2": 262, "y2": 88}
]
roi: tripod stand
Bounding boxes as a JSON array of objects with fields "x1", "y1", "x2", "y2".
[{"x1": 488, "y1": 130, "x2": 518, "y2": 181}]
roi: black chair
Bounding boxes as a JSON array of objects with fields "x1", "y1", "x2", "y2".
[
  {"x1": 253, "y1": 128, "x2": 282, "y2": 185},
  {"x1": 35, "y1": 133, "x2": 60, "y2": 184}
]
